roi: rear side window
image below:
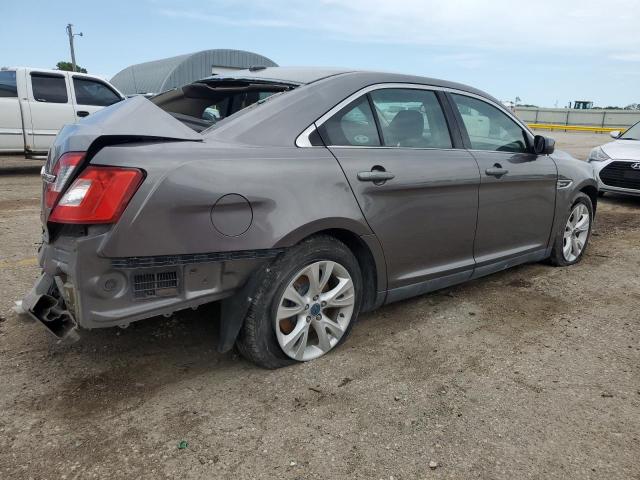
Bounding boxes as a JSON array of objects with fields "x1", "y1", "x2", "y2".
[
  {"x1": 31, "y1": 74, "x2": 68, "y2": 103},
  {"x1": 73, "y1": 77, "x2": 121, "y2": 106},
  {"x1": 0, "y1": 71, "x2": 17, "y2": 98},
  {"x1": 370, "y1": 89, "x2": 452, "y2": 148},
  {"x1": 451, "y1": 94, "x2": 528, "y2": 153},
  {"x1": 318, "y1": 96, "x2": 380, "y2": 146}
]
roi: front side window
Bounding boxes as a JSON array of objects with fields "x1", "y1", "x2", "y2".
[
  {"x1": 451, "y1": 94, "x2": 528, "y2": 153},
  {"x1": 370, "y1": 89, "x2": 452, "y2": 149},
  {"x1": 0, "y1": 71, "x2": 17, "y2": 98},
  {"x1": 31, "y1": 74, "x2": 68, "y2": 103},
  {"x1": 318, "y1": 96, "x2": 380, "y2": 146},
  {"x1": 73, "y1": 78, "x2": 122, "y2": 106}
]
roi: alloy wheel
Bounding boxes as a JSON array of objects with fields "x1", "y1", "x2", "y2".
[
  {"x1": 274, "y1": 260, "x2": 355, "y2": 361},
  {"x1": 562, "y1": 203, "x2": 590, "y2": 262}
]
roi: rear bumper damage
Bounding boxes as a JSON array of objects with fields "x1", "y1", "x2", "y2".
[
  {"x1": 23, "y1": 229, "x2": 279, "y2": 348},
  {"x1": 22, "y1": 273, "x2": 79, "y2": 341}
]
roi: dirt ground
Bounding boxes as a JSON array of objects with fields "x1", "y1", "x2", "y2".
[{"x1": 0, "y1": 132, "x2": 638, "y2": 479}]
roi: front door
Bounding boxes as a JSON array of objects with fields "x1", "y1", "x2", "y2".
[
  {"x1": 318, "y1": 88, "x2": 481, "y2": 297},
  {"x1": 448, "y1": 93, "x2": 557, "y2": 275}
]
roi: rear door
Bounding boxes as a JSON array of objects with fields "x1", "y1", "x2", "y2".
[
  {"x1": 319, "y1": 87, "x2": 480, "y2": 297},
  {"x1": 26, "y1": 71, "x2": 76, "y2": 152},
  {"x1": 0, "y1": 70, "x2": 25, "y2": 152},
  {"x1": 71, "y1": 76, "x2": 123, "y2": 118},
  {"x1": 447, "y1": 93, "x2": 557, "y2": 275}
]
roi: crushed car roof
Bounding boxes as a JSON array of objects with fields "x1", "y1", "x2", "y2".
[
  {"x1": 200, "y1": 66, "x2": 497, "y2": 103},
  {"x1": 200, "y1": 67, "x2": 353, "y2": 85}
]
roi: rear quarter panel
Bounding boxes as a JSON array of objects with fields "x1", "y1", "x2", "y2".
[{"x1": 91, "y1": 140, "x2": 373, "y2": 258}]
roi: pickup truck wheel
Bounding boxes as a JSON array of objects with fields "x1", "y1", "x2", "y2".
[
  {"x1": 236, "y1": 236, "x2": 362, "y2": 369},
  {"x1": 548, "y1": 193, "x2": 593, "y2": 267}
]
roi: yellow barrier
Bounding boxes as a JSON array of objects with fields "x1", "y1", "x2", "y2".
[{"x1": 527, "y1": 123, "x2": 624, "y2": 133}]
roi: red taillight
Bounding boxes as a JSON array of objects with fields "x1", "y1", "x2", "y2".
[
  {"x1": 49, "y1": 166, "x2": 143, "y2": 224},
  {"x1": 45, "y1": 152, "x2": 85, "y2": 209}
]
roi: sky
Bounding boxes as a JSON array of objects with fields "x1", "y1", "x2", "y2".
[{"x1": 2, "y1": 0, "x2": 640, "y2": 107}]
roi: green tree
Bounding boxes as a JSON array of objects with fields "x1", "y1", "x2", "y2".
[{"x1": 56, "y1": 61, "x2": 87, "y2": 73}]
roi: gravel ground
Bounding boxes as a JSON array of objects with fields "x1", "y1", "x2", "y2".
[{"x1": 0, "y1": 132, "x2": 638, "y2": 479}]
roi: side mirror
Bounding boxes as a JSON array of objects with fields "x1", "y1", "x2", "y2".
[
  {"x1": 533, "y1": 135, "x2": 555, "y2": 155},
  {"x1": 609, "y1": 130, "x2": 621, "y2": 139}
]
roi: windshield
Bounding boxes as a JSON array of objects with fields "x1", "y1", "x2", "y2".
[
  {"x1": 150, "y1": 80, "x2": 296, "y2": 132},
  {"x1": 620, "y1": 121, "x2": 640, "y2": 140}
]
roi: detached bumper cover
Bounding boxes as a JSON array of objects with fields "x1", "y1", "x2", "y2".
[{"x1": 22, "y1": 273, "x2": 79, "y2": 340}]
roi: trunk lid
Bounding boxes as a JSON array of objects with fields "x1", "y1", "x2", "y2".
[{"x1": 41, "y1": 96, "x2": 202, "y2": 225}]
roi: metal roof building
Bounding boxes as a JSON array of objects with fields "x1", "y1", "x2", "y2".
[{"x1": 110, "y1": 49, "x2": 278, "y2": 95}]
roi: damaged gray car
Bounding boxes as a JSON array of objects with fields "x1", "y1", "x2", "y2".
[{"x1": 24, "y1": 67, "x2": 598, "y2": 368}]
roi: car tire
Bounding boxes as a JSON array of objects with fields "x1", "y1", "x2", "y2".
[
  {"x1": 235, "y1": 235, "x2": 363, "y2": 369},
  {"x1": 548, "y1": 192, "x2": 593, "y2": 267}
]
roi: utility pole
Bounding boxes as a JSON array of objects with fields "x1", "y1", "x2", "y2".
[{"x1": 65, "y1": 24, "x2": 83, "y2": 72}]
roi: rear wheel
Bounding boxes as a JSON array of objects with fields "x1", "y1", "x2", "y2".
[
  {"x1": 236, "y1": 236, "x2": 362, "y2": 369},
  {"x1": 548, "y1": 193, "x2": 593, "y2": 266}
]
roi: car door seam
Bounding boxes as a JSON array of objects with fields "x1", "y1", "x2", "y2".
[
  {"x1": 466, "y1": 149, "x2": 482, "y2": 277},
  {"x1": 322, "y1": 143, "x2": 390, "y2": 296},
  {"x1": 544, "y1": 156, "x2": 560, "y2": 250}
]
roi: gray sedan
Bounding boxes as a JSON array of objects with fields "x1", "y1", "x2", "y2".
[{"x1": 24, "y1": 67, "x2": 598, "y2": 368}]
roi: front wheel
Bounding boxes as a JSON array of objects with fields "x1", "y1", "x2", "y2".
[
  {"x1": 236, "y1": 236, "x2": 362, "y2": 369},
  {"x1": 548, "y1": 193, "x2": 593, "y2": 266}
]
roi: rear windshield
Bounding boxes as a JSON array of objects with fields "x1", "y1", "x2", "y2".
[{"x1": 150, "y1": 80, "x2": 296, "y2": 132}]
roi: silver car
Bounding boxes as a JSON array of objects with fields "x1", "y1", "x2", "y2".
[{"x1": 589, "y1": 121, "x2": 640, "y2": 197}]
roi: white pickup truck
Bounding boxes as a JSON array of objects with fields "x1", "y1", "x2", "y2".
[{"x1": 0, "y1": 67, "x2": 125, "y2": 157}]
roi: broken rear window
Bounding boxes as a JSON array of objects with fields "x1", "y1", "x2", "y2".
[{"x1": 150, "y1": 80, "x2": 296, "y2": 132}]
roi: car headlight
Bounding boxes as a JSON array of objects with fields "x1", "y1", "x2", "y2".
[{"x1": 588, "y1": 146, "x2": 611, "y2": 162}]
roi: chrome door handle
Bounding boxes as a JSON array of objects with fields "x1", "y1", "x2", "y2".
[
  {"x1": 357, "y1": 171, "x2": 395, "y2": 182},
  {"x1": 485, "y1": 164, "x2": 509, "y2": 177}
]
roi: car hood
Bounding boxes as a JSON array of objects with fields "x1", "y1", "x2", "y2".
[
  {"x1": 551, "y1": 149, "x2": 596, "y2": 181},
  {"x1": 600, "y1": 140, "x2": 640, "y2": 160},
  {"x1": 551, "y1": 148, "x2": 585, "y2": 165}
]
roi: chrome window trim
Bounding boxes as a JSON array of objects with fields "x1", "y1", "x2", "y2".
[
  {"x1": 319, "y1": 145, "x2": 458, "y2": 152},
  {"x1": 465, "y1": 149, "x2": 536, "y2": 156},
  {"x1": 295, "y1": 82, "x2": 532, "y2": 148},
  {"x1": 295, "y1": 123, "x2": 318, "y2": 147}
]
